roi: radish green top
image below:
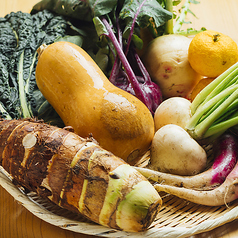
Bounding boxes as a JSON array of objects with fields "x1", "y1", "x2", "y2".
[{"x1": 186, "y1": 62, "x2": 238, "y2": 141}]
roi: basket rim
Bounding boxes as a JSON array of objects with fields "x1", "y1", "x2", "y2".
[{"x1": 1, "y1": 168, "x2": 238, "y2": 238}]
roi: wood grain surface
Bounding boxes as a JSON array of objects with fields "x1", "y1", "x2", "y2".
[{"x1": 1, "y1": 0, "x2": 238, "y2": 237}]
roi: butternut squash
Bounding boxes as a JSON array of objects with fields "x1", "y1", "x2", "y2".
[{"x1": 35, "y1": 41, "x2": 155, "y2": 164}]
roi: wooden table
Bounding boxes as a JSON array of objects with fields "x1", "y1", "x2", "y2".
[{"x1": 1, "y1": 0, "x2": 238, "y2": 237}]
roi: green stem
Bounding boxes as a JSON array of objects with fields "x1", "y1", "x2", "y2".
[
  {"x1": 173, "y1": 0, "x2": 190, "y2": 33},
  {"x1": 200, "y1": 70, "x2": 238, "y2": 108},
  {"x1": 204, "y1": 114, "x2": 238, "y2": 138},
  {"x1": 165, "y1": 0, "x2": 174, "y2": 34},
  {"x1": 18, "y1": 51, "x2": 32, "y2": 118},
  {"x1": 0, "y1": 103, "x2": 12, "y2": 120},
  {"x1": 177, "y1": 28, "x2": 205, "y2": 36},
  {"x1": 186, "y1": 84, "x2": 238, "y2": 131},
  {"x1": 190, "y1": 62, "x2": 238, "y2": 114},
  {"x1": 214, "y1": 99, "x2": 238, "y2": 124},
  {"x1": 25, "y1": 51, "x2": 37, "y2": 94},
  {"x1": 191, "y1": 88, "x2": 238, "y2": 139}
]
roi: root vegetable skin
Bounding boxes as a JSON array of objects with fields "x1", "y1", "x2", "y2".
[
  {"x1": 136, "y1": 133, "x2": 238, "y2": 190},
  {"x1": 149, "y1": 124, "x2": 207, "y2": 176},
  {"x1": 0, "y1": 119, "x2": 162, "y2": 232},
  {"x1": 210, "y1": 133, "x2": 238, "y2": 184}
]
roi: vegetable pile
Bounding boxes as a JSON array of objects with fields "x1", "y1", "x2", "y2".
[{"x1": 2, "y1": 0, "x2": 238, "y2": 234}]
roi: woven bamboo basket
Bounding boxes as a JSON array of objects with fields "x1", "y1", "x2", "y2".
[{"x1": 1, "y1": 148, "x2": 238, "y2": 238}]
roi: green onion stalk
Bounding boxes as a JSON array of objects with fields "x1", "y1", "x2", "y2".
[{"x1": 186, "y1": 62, "x2": 238, "y2": 141}]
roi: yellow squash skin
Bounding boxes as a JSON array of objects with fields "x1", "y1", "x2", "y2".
[{"x1": 35, "y1": 41, "x2": 155, "y2": 164}]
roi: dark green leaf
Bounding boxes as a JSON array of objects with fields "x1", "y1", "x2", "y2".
[
  {"x1": 0, "y1": 10, "x2": 80, "y2": 125},
  {"x1": 32, "y1": 0, "x2": 118, "y2": 21},
  {"x1": 119, "y1": 0, "x2": 172, "y2": 29}
]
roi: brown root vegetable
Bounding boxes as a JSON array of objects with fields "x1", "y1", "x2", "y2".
[{"x1": 0, "y1": 118, "x2": 162, "y2": 232}]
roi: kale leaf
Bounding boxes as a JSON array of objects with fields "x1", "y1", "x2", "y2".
[{"x1": 0, "y1": 10, "x2": 78, "y2": 125}]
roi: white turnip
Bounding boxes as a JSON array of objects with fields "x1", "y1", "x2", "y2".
[
  {"x1": 154, "y1": 97, "x2": 192, "y2": 131},
  {"x1": 148, "y1": 124, "x2": 207, "y2": 176},
  {"x1": 143, "y1": 34, "x2": 201, "y2": 99},
  {"x1": 136, "y1": 133, "x2": 238, "y2": 190}
]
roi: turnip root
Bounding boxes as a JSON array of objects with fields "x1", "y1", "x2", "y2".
[
  {"x1": 154, "y1": 97, "x2": 192, "y2": 131},
  {"x1": 143, "y1": 34, "x2": 201, "y2": 99},
  {"x1": 148, "y1": 124, "x2": 207, "y2": 176},
  {"x1": 154, "y1": 157, "x2": 238, "y2": 206},
  {"x1": 136, "y1": 133, "x2": 238, "y2": 190}
]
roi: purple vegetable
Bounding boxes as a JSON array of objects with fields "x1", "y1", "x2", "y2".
[
  {"x1": 110, "y1": 46, "x2": 162, "y2": 114},
  {"x1": 136, "y1": 132, "x2": 238, "y2": 190},
  {"x1": 99, "y1": 0, "x2": 162, "y2": 115},
  {"x1": 211, "y1": 133, "x2": 238, "y2": 184}
]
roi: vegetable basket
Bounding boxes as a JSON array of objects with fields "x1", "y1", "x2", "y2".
[{"x1": 1, "y1": 151, "x2": 238, "y2": 238}]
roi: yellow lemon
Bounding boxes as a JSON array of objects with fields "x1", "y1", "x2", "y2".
[{"x1": 188, "y1": 30, "x2": 238, "y2": 78}]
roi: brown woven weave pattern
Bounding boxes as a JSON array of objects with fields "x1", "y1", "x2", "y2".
[
  {"x1": 1, "y1": 147, "x2": 238, "y2": 238},
  {"x1": 154, "y1": 194, "x2": 238, "y2": 229},
  {"x1": 21, "y1": 181, "x2": 238, "y2": 237}
]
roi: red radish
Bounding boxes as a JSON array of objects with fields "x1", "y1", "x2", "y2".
[
  {"x1": 135, "y1": 133, "x2": 238, "y2": 190},
  {"x1": 211, "y1": 133, "x2": 238, "y2": 185}
]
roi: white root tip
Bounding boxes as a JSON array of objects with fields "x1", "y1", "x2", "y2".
[{"x1": 22, "y1": 133, "x2": 37, "y2": 149}]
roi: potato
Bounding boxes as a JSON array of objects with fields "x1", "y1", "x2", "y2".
[
  {"x1": 143, "y1": 34, "x2": 201, "y2": 99},
  {"x1": 149, "y1": 124, "x2": 207, "y2": 176},
  {"x1": 154, "y1": 97, "x2": 192, "y2": 131}
]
